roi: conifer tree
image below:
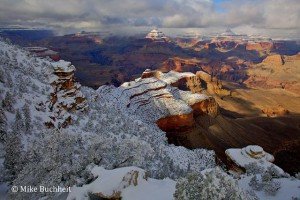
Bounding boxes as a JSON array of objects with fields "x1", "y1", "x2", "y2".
[
  {"x1": 13, "y1": 109, "x2": 24, "y2": 133},
  {"x1": 0, "y1": 68, "x2": 4, "y2": 83},
  {"x1": 2, "y1": 92, "x2": 14, "y2": 113},
  {"x1": 22, "y1": 103, "x2": 31, "y2": 133},
  {"x1": 3, "y1": 131, "x2": 23, "y2": 182},
  {"x1": 0, "y1": 108, "x2": 7, "y2": 141}
]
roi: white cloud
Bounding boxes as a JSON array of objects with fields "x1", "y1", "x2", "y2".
[{"x1": 0, "y1": 0, "x2": 299, "y2": 38}]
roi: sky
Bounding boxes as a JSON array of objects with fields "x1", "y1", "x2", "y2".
[{"x1": 0, "y1": 0, "x2": 299, "y2": 38}]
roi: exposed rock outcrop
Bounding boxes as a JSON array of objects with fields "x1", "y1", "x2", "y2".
[
  {"x1": 196, "y1": 71, "x2": 231, "y2": 96},
  {"x1": 225, "y1": 145, "x2": 284, "y2": 174},
  {"x1": 262, "y1": 105, "x2": 289, "y2": 117},
  {"x1": 98, "y1": 70, "x2": 219, "y2": 134},
  {"x1": 159, "y1": 57, "x2": 202, "y2": 73},
  {"x1": 145, "y1": 29, "x2": 168, "y2": 42},
  {"x1": 47, "y1": 60, "x2": 87, "y2": 127},
  {"x1": 25, "y1": 47, "x2": 60, "y2": 61},
  {"x1": 246, "y1": 42, "x2": 274, "y2": 52},
  {"x1": 244, "y1": 53, "x2": 300, "y2": 95},
  {"x1": 262, "y1": 54, "x2": 284, "y2": 66}
]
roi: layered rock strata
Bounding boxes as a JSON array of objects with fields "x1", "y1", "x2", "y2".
[
  {"x1": 244, "y1": 53, "x2": 300, "y2": 94},
  {"x1": 46, "y1": 60, "x2": 87, "y2": 127},
  {"x1": 98, "y1": 70, "x2": 219, "y2": 133}
]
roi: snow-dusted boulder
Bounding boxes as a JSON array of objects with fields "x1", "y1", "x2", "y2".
[
  {"x1": 67, "y1": 166, "x2": 176, "y2": 200},
  {"x1": 225, "y1": 145, "x2": 284, "y2": 174}
]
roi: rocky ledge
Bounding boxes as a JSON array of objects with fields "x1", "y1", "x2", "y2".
[{"x1": 98, "y1": 70, "x2": 219, "y2": 133}]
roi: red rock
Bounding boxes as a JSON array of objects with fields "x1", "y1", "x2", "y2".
[
  {"x1": 156, "y1": 112, "x2": 195, "y2": 132},
  {"x1": 159, "y1": 57, "x2": 201, "y2": 73},
  {"x1": 246, "y1": 42, "x2": 274, "y2": 52},
  {"x1": 262, "y1": 54, "x2": 284, "y2": 66},
  {"x1": 191, "y1": 97, "x2": 219, "y2": 117},
  {"x1": 262, "y1": 105, "x2": 289, "y2": 117}
]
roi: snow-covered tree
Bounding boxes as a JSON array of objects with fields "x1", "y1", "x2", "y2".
[
  {"x1": 0, "y1": 68, "x2": 4, "y2": 83},
  {"x1": 11, "y1": 129, "x2": 89, "y2": 199},
  {"x1": 295, "y1": 172, "x2": 300, "y2": 180},
  {"x1": 263, "y1": 180, "x2": 281, "y2": 196},
  {"x1": 3, "y1": 131, "x2": 23, "y2": 182},
  {"x1": 4, "y1": 73, "x2": 13, "y2": 88},
  {"x1": 249, "y1": 169, "x2": 282, "y2": 196},
  {"x1": 0, "y1": 108, "x2": 7, "y2": 141},
  {"x1": 244, "y1": 162, "x2": 264, "y2": 175},
  {"x1": 261, "y1": 171, "x2": 272, "y2": 183},
  {"x1": 17, "y1": 76, "x2": 28, "y2": 93},
  {"x1": 2, "y1": 91, "x2": 14, "y2": 113},
  {"x1": 84, "y1": 118, "x2": 94, "y2": 132},
  {"x1": 174, "y1": 168, "x2": 249, "y2": 200},
  {"x1": 249, "y1": 175, "x2": 262, "y2": 191},
  {"x1": 265, "y1": 165, "x2": 283, "y2": 178},
  {"x1": 12, "y1": 109, "x2": 24, "y2": 133},
  {"x1": 174, "y1": 172, "x2": 202, "y2": 200},
  {"x1": 22, "y1": 103, "x2": 31, "y2": 133}
]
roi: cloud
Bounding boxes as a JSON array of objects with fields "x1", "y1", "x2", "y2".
[{"x1": 0, "y1": 0, "x2": 299, "y2": 38}]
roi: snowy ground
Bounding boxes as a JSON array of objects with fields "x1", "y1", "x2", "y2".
[{"x1": 67, "y1": 166, "x2": 176, "y2": 200}]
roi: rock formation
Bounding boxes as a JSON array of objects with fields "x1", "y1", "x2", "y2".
[
  {"x1": 225, "y1": 145, "x2": 284, "y2": 174},
  {"x1": 262, "y1": 54, "x2": 284, "y2": 66},
  {"x1": 244, "y1": 53, "x2": 300, "y2": 95},
  {"x1": 246, "y1": 41, "x2": 274, "y2": 52},
  {"x1": 98, "y1": 70, "x2": 219, "y2": 133},
  {"x1": 159, "y1": 57, "x2": 202, "y2": 73},
  {"x1": 262, "y1": 105, "x2": 289, "y2": 117},
  {"x1": 145, "y1": 29, "x2": 168, "y2": 42},
  {"x1": 46, "y1": 60, "x2": 87, "y2": 128},
  {"x1": 196, "y1": 71, "x2": 231, "y2": 96},
  {"x1": 25, "y1": 47, "x2": 60, "y2": 61}
]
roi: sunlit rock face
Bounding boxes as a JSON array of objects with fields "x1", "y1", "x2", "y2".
[
  {"x1": 156, "y1": 112, "x2": 195, "y2": 132},
  {"x1": 98, "y1": 69, "x2": 219, "y2": 139},
  {"x1": 262, "y1": 105, "x2": 289, "y2": 117},
  {"x1": 246, "y1": 41, "x2": 274, "y2": 52},
  {"x1": 159, "y1": 57, "x2": 202, "y2": 73},
  {"x1": 244, "y1": 53, "x2": 300, "y2": 95},
  {"x1": 262, "y1": 54, "x2": 284, "y2": 66},
  {"x1": 196, "y1": 71, "x2": 231, "y2": 96}
]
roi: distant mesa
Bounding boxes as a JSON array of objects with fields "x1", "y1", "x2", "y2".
[
  {"x1": 73, "y1": 31, "x2": 105, "y2": 44},
  {"x1": 25, "y1": 46, "x2": 60, "y2": 61},
  {"x1": 262, "y1": 54, "x2": 284, "y2": 66},
  {"x1": 244, "y1": 53, "x2": 300, "y2": 94},
  {"x1": 221, "y1": 28, "x2": 237, "y2": 36},
  {"x1": 145, "y1": 29, "x2": 168, "y2": 42}
]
